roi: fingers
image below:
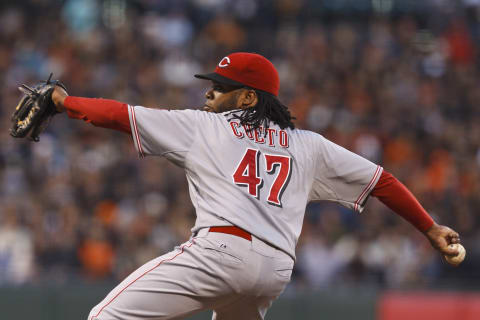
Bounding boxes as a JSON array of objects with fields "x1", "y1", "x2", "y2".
[
  {"x1": 449, "y1": 230, "x2": 460, "y2": 238},
  {"x1": 448, "y1": 230, "x2": 460, "y2": 244},
  {"x1": 444, "y1": 231, "x2": 461, "y2": 255},
  {"x1": 447, "y1": 229, "x2": 459, "y2": 240},
  {"x1": 425, "y1": 224, "x2": 463, "y2": 258},
  {"x1": 443, "y1": 245, "x2": 460, "y2": 257},
  {"x1": 450, "y1": 236, "x2": 461, "y2": 244}
]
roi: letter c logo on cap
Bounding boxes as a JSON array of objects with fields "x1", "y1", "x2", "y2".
[{"x1": 218, "y1": 56, "x2": 230, "y2": 68}]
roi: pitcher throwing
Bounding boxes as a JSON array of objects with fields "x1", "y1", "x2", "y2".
[{"x1": 42, "y1": 52, "x2": 462, "y2": 319}]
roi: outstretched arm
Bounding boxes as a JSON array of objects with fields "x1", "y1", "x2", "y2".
[
  {"x1": 51, "y1": 86, "x2": 131, "y2": 133},
  {"x1": 371, "y1": 170, "x2": 461, "y2": 258}
]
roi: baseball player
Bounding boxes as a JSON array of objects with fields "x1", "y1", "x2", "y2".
[{"x1": 50, "y1": 52, "x2": 461, "y2": 320}]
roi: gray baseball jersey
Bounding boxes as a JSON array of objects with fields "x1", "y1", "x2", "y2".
[{"x1": 127, "y1": 106, "x2": 382, "y2": 259}]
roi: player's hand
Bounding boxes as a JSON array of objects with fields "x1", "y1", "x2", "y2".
[
  {"x1": 51, "y1": 86, "x2": 69, "y2": 112},
  {"x1": 423, "y1": 222, "x2": 461, "y2": 256}
]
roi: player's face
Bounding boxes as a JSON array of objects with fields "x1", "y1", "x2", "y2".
[{"x1": 203, "y1": 82, "x2": 246, "y2": 113}]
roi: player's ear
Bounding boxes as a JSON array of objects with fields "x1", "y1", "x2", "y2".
[{"x1": 238, "y1": 89, "x2": 258, "y2": 109}]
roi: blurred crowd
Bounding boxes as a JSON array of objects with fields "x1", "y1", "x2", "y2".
[{"x1": 0, "y1": 0, "x2": 479, "y2": 292}]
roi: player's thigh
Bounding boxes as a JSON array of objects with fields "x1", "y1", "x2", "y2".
[
  {"x1": 90, "y1": 292, "x2": 203, "y2": 320},
  {"x1": 211, "y1": 265, "x2": 292, "y2": 320},
  {"x1": 88, "y1": 240, "x2": 209, "y2": 320}
]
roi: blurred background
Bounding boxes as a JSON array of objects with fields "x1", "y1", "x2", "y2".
[{"x1": 0, "y1": 0, "x2": 479, "y2": 319}]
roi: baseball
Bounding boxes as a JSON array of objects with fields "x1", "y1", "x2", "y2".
[{"x1": 444, "y1": 244, "x2": 466, "y2": 266}]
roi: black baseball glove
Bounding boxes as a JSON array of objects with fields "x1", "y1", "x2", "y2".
[{"x1": 10, "y1": 73, "x2": 67, "y2": 142}]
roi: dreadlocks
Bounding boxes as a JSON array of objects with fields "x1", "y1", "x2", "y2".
[{"x1": 231, "y1": 90, "x2": 295, "y2": 132}]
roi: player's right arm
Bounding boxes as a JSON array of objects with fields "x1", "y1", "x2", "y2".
[
  {"x1": 310, "y1": 133, "x2": 461, "y2": 259},
  {"x1": 371, "y1": 170, "x2": 461, "y2": 257}
]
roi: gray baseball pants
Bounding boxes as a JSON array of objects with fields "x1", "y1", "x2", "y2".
[{"x1": 88, "y1": 227, "x2": 294, "y2": 320}]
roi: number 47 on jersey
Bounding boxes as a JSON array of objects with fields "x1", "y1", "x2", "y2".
[{"x1": 232, "y1": 148, "x2": 292, "y2": 207}]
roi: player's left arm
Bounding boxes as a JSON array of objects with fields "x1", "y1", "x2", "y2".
[
  {"x1": 52, "y1": 86, "x2": 199, "y2": 162},
  {"x1": 52, "y1": 86, "x2": 131, "y2": 133},
  {"x1": 371, "y1": 170, "x2": 461, "y2": 257}
]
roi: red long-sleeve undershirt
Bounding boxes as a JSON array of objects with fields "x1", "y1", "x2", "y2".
[
  {"x1": 63, "y1": 96, "x2": 435, "y2": 232},
  {"x1": 64, "y1": 96, "x2": 131, "y2": 134},
  {"x1": 371, "y1": 171, "x2": 434, "y2": 232}
]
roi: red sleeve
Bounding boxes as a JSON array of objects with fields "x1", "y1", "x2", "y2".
[
  {"x1": 64, "y1": 96, "x2": 131, "y2": 134},
  {"x1": 371, "y1": 170, "x2": 434, "y2": 232}
]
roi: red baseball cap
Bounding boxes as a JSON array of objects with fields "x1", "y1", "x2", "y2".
[{"x1": 195, "y1": 52, "x2": 279, "y2": 96}]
